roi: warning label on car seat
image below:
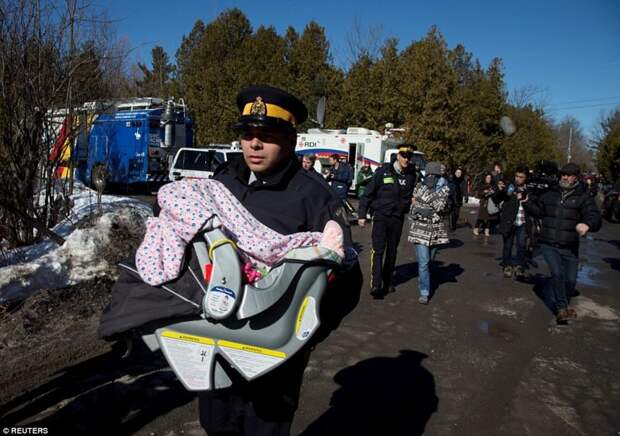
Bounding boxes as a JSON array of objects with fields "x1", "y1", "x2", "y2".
[
  {"x1": 159, "y1": 330, "x2": 215, "y2": 390},
  {"x1": 218, "y1": 340, "x2": 286, "y2": 379}
]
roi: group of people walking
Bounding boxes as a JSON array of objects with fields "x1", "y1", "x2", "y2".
[
  {"x1": 106, "y1": 83, "x2": 604, "y2": 436},
  {"x1": 357, "y1": 150, "x2": 451, "y2": 303},
  {"x1": 355, "y1": 156, "x2": 602, "y2": 326}
]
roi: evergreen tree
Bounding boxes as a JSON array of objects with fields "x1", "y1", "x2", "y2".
[
  {"x1": 338, "y1": 54, "x2": 378, "y2": 127},
  {"x1": 71, "y1": 41, "x2": 109, "y2": 104},
  {"x1": 595, "y1": 108, "x2": 620, "y2": 181},
  {"x1": 183, "y1": 8, "x2": 253, "y2": 143},
  {"x1": 175, "y1": 20, "x2": 206, "y2": 96},
  {"x1": 136, "y1": 46, "x2": 175, "y2": 97},
  {"x1": 455, "y1": 57, "x2": 507, "y2": 175},
  {"x1": 399, "y1": 27, "x2": 460, "y2": 163},
  {"x1": 238, "y1": 25, "x2": 289, "y2": 88},
  {"x1": 284, "y1": 21, "x2": 339, "y2": 131}
]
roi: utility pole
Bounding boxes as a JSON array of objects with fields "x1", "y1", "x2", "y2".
[{"x1": 567, "y1": 127, "x2": 573, "y2": 163}]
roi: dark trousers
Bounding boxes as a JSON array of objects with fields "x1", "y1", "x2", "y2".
[
  {"x1": 198, "y1": 352, "x2": 307, "y2": 436},
  {"x1": 370, "y1": 215, "x2": 404, "y2": 290},
  {"x1": 449, "y1": 206, "x2": 461, "y2": 231},
  {"x1": 540, "y1": 243, "x2": 578, "y2": 312},
  {"x1": 198, "y1": 391, "x2": 292, "y2": 436},
  {"x1": 475, "y1": 218, "x2": 491, "y2": 230},
  {"x1": 502, "y1": 225, "x2": 527, "y2": 267}
]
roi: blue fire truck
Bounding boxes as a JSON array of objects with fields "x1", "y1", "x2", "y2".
[{"x1": 73, "y1": 98, "x2": 193, "y2": 189}]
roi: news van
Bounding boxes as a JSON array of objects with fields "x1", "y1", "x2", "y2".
[{"x1": 296, "y1": 127, "x2": 425, "y2": 191}]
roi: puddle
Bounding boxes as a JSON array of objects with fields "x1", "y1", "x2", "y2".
[
  {"x1": 577, "y1": 264, "x2": 599, "y2": 287},
  {"x1": 477, "y1": 320, "x2": 517, "y2": 342}
]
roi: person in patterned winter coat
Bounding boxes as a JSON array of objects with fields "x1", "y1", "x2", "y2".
[{"x1": 408, "y1": 161, "x2": 450, "y2": 305}]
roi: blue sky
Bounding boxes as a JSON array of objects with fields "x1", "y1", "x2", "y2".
[{"x1": 104, "y1": 0, "x2": 620, "y2": 139}]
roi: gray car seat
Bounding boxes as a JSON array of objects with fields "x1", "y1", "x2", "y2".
[{"x1": 140, "y1": 227, "x2": 337, "y2": 391}]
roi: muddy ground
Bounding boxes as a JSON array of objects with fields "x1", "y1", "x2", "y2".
[{"x1": 1, "y1": 205, "x2": 619, "y2": 435}]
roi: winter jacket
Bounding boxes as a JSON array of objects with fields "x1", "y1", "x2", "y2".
[
  {"x1": 328, "y1": 162, "x2": 354, "y2": 200},
  {"x1": 407, "y1": 182, "x2": 450, "y2": 246},
  {"x1": 523, "y1": 182, "x2": 601, "y2": 248},
  {"x1": 475, "y1": 183, "x2": 498, "y2": 221},
  {"x1": 450, "y1": 175, "x2": 466, "y2": 207},
  {"x1": 358, "y1": 162, "x2": 416, "y2": 220},
  {"x1": 494, "y1": 185, "x2": 530, "y2": 236}
]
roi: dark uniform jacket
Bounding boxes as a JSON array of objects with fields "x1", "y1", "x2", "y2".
[
  {"x1": 99, "y1": 156, "x2": 360, "y2": 336},
  {"x1": 358, "y1": 162, "x2": 416, "y2": 219},
  {"x1": 216, "y1": 157, "x2": 348, "y2": 237},
  {"x1": 523, "y1": 182, "x2": 601, "y2": 248},
  {"x1": 99, "y1": 157, "x2": 361, "y2": 419}
]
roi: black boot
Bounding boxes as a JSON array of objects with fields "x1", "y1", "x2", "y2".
[{"x1": 370, "y1": 287, "x2": 385, "y2": 299}]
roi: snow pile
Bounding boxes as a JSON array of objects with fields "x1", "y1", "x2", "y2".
[{"x1": 0, "y1": 182, "x2": 152, "y2": 305}]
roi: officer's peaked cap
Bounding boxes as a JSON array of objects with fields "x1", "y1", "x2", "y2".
[
  {"x1": 234, "y1": 85, "x2": 308, "y2": 133},
  {"x1": 398, "y1": 145, "x2": 415, "y2": 157}
]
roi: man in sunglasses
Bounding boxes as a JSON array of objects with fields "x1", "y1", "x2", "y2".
[{"x1": 199, "y1": 85, "x2": 362, "y2": 435}]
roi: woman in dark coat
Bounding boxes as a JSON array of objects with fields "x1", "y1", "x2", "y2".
[{"x1": 474, "y1": 173, "x2": 498, "y2": 236}]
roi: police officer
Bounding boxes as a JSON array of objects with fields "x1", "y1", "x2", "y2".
[
  {"x1": 358, "y1": 146, "x2": 416, "y2": 298},
  {"x1": 199, "y1": 85, "x2": 362, "y2": 435}
]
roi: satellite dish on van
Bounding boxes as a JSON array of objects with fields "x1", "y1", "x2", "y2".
[{"x1": 316, "y1": 96, "x2": 326, "y2": 128}]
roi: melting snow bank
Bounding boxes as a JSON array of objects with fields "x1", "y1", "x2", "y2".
[{"x1": 0, "y1": 184, "x2": 152, "y2": 305}]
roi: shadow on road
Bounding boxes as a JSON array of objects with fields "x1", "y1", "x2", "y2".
[
  {"x1": 443, "y1": 238, "x2": 465, "y2": 249},
  {"x1": 0, "y1": 342, "x2": 195, "y2": 434},
  {"x1": 430, "y1": 262, "x2": 465, "y2": 294},
  {"x1": 301, "y1": 350, "x2": 438, "y2": 436},
  {"x1": 392, "y1": 261, "x2": 464, "y2": 295},
  {"x1": 521, "y1": 272, "x2": 582, "y2": 315},
  {"x1": 606, "y1": 239, "x2": 620, "y2": 250},
  {"x1": 603, "y1": 257, "x2": 620, "y2": 272},
  {"x1": 520, "y1": 272, "x2": 557, "y2": 315},
  {"x1": 393, "y1": 262, "x2": 418, "y2": 285}
]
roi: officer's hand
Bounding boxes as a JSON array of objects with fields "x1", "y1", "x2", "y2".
[
  {"x1": 358, "y1": 218, "x2": 367, "y2": 228},
  {"x1": 576, "y1": 223, "x2": 589, "y2": 236}
]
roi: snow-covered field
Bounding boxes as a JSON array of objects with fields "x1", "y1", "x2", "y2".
[{"x1": 0, "y1": 181, "x2": 152, "y2": 304}]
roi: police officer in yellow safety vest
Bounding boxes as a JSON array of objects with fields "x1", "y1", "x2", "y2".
[{"x1": 358, "y1": 146, "x2": 417, "y2": 299}]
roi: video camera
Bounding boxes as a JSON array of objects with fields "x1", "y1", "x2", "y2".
[{"x1": 526, "y1": 160, "x2": 559, "y2": 196}]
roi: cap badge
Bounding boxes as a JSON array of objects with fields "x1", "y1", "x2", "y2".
[{"x1": 250, "y1": 96, "x2": 266, "y2": 116}]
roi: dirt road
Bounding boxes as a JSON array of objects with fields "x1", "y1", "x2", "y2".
[{"x1": 1, "y1": 207, "x2": 619, "y2": 435}]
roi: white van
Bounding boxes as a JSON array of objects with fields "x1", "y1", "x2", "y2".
[
  {"x1": 169, "y1": 144, "x2": 243, "y2": 181},
  {"x1": 296, "y1": 127, "x2": 426, "y2": 189}
]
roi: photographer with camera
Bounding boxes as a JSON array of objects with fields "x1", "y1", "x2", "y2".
[{"x1": 494, "y1": 166, "x2": 530, "y2": 279}]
